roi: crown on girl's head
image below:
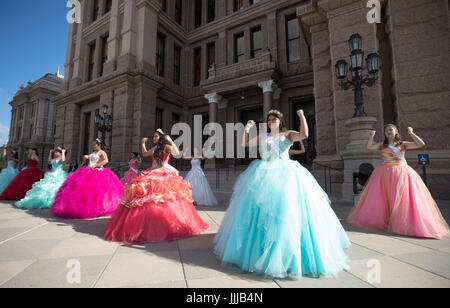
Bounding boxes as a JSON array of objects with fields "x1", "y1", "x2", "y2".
[
  {"x1": 267, "y1": 109, "x2": 283, "y2": 118},
  {"x1": 156, "y1": 129, "x2": 165, "y2": 135}
]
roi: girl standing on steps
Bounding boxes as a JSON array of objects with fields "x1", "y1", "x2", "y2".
[
  {"x1": 214, "y1": 109, "x2": 350, "y2": 279},
  {"x1": 347, "y1": 124, "x2": 449, "y2": 239},
  {"x1": 51, "y1": 138, "x2": 123, "y2": 219},
  {"x1": 183, "y1": 147, "x2": 218, "y2": 207},
  {"x1": 104, "y1": 129, "x2": 208, "y2": 244}
]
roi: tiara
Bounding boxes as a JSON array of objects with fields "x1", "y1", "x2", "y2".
[
  {"x1": 267, "y1": 109, "x2": 283, "y2": 118},
  {"x1": 156, "y1": 129, "x2": 165, "y2": 135}
]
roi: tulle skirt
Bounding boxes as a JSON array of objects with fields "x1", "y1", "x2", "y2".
[
  {"x1": 120, "y1": 168, "x2": 139, "y2": 185},
  {"x1": 0, "y1": 167, "x2": 19, "y2": 195},
  {"x1": 16, "y1": 168, "x2": 68, "y2": 209},
  {"x1": 185, "y1": 167, "x2": 218, "y2": 206},
  {"x1": 347, "y1": 164, "x2": 449, "y2": 239},
  {"x1": 214, "y1": 158, "x2": 351, "y2": 279},
  {"x1": 104, "y1": 166, "x2": 209, "y2": 244},
  {"x1": 0, "y1": 167, "x2": 45, "y2": 201},
  {"x1": 51, "y1": 167, "x2": 123, "y2": 219}
]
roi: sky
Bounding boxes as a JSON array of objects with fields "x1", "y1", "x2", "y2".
[{"x1": 0, "y1": 0, "x2": 70, "y2": 145}]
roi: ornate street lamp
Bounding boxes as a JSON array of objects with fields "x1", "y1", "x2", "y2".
[
  {"x1": 335, "y1": 33, "x2": 380, "y2": 117},
  {"x1": 95, "y1": 104, "x2": 113, "y2": 148}
]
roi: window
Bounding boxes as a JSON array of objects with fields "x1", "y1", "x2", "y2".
[
  {"x1": 104, "y1": 0, "x2": 112, "y2": 13},
  {"x1": 286, "y1": 16, "x2": 301, "y2": 63},
  {"x1": 160, "y1": 0, "x2": 167, "y2": 12},
  {"x1": 195, "y1": 0, "x2": 202, "y2": 28},
  {"x1": 29, "y1": 124, "x2": 34, "y2": 139},
  {"x1": 172, "y1": 113, "x2": 180, "y2": 127},
  {"x1": 234, "y1": 0, "x2": 244, "y2": 12},
  {"x1": 175, "y1": 0, "x2": 182, "y2": 25},
  {"x1": 87, "y1": 42, "x2": 96, "y2": 82},
  {"x1": 207, "y1": 0, "x2": 215, "y2": 23},
  {"x1": 100, "y1": 35, "x2": 109, "y2": 77},
  {"x1": 31, "y1": 103, "x2": 36, "y2": 118},
  {"x1": 251, "y1": 0, "x2": 261, "y2": 4},
  {"x1": 92, "y1": 0, "x2": 100, "y2": 22},
  {"x1": 207, "y1": 43, "x2": 215, "y2": 77},
  {"x1": 156, "y1": 108, "x2": 163, "y2": 130},
  {"x1": 234, "y1": 33, "x2": 245, "y2": 63},
  {"x1": 251, "y1": 27, "x2": 262, "y2": 58},
  {"x1": 174, "y1": 45, "x2": 181, "y2": 85},
  {"x1": 193, "y1": 48, "x2": 202, "y2": 86},
  {"x1": 156, "y1": 34, "x2": 165, "y2": 77}
]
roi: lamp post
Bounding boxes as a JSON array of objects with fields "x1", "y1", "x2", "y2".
[
  {"x1": 94, "y1": 104, "x2": 113, "y2": 149},
  {"x1": 335, "y1": 33, "x2": 380, "y2": 118}
]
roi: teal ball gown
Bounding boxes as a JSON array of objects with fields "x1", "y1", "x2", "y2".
[
  {"x1": 214, "y1": 134, "x2": 351, "y2": 279},
  {"x1": 0, "y1": 160, "x2": 19, "y2": 194},
  {"x1": 16, "y1": 159, "x2": 68, "y2": 209}
]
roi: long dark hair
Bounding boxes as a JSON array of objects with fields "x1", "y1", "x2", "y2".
[
  {"x1": 11, "y1": 150, "x2": 19, "y2": 160},
  {"x1": 153, "y1": 130, "x2": 170, "y2": 166},
  {"x1": 31, "y1": 147, "x2": 39, "y2": 157},
  {"x1": 266, "y1": 109, "x2": 287, "y2": 133},
  {"x1": 383, "y1": 124, "x2": 403, "y2": 148}
]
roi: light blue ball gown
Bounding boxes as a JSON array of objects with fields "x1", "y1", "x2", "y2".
[
  {"x1": 0, "y1": 160, "x2": 19, "y2": 194},
  {"x1": 16, "y1": 159, "x2": 68, "y2": 209},
  {"x1": 214, "y1": 133, "x2": 351, "y2": 279}
]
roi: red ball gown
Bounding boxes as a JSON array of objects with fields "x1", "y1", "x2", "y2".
[
  {"x1": 104, "y1": 152, "x2": 209, "y2": 244},
  {"x1": 0, "y1": 158, "x2": 45, "y2": 201}
]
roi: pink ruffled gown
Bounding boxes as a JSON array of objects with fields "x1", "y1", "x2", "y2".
[
  {"x1": 347, "y1": 145, "x2": 449, "y2": 239},
  {"x1": 104, "y1": 152, "x2": 208, "y2": 244},
  {"x1": 120, "y1": 160, "x2": 140, "y2": 185},
  {"x1": 51, "y1": 151, "x2": 123, "y2": 219}
]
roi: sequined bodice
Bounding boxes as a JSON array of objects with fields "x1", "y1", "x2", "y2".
[
  {"x1": 381, "y1": 146, "x2": 407, "y2": 166},
  {"x1": 129, "y1": 160, "x2": 138, "y2": 169},
  {"x1": 260, "y1": 134, "x2": 293, "y2": 161},
  {"x1": 52, "y1": 159, "x2": 64, "y2": 170},
  {"x1": 7, "y1": 160, "x2": 16, "y2": 168},
  {"x1": 89, "y1": 152, "x2": 100, "y2": 168},
  {"x1": 191, "y1": 158, "x2": 201, "y2": 168},
  {"x1": 27, "y1": 158, "x2": 38, "y2": 168}
]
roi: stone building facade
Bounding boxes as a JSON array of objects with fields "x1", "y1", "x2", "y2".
[
  {"x1": 8, "y1": 72, "x2": 64, "y2": 170},
  {"x1": 53, "y1": 0, "x2": 450, "y2": 199}
]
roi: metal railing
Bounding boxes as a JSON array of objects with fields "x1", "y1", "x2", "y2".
[{"x1": 311, "y1": 161, "x2": 343, "y2": 194}]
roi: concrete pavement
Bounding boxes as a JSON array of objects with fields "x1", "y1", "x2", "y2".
[{"x1": 0, "y1": 193, "x2": 449, "y2": 288}]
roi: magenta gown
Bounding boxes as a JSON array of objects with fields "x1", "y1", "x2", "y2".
[
  {"x1": 347, "y1": 145, "x2": 449, "y2": 239},
  {"x1": 51, "y1": 151, "x2": 123, "y2": 219}
]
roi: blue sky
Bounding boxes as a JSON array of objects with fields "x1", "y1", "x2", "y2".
[{"x1": 0, "y1": 0, "x2": 70, "y2": 145}]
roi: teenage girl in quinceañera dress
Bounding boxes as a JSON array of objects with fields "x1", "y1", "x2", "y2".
[
  {"x1": 183, "y1": 148, "x2": 218, "y2": 206},
  {"x1": 214, "y1": 109, "x2": 351, "y2": 279},
  {"x1": 347, "y1": 124, "x2": 449, "y2": 239},
  {"x1": 120, "y1": 152, "x2": 142, "y2": 185},
  {"x1": 0, "y1": 150, "x2": 19, "y2": 195},
  {"x1": 16, "y1": 147, "x2": 68, "y2": 210},
  {"x1": 51, "y1": 138, "x2": 123, "y2": 219},
  {"x1": 104, "y1": 129, "x2": 208, "y2": 244},
  {"x1": 0, "y1": 148, "x2": 44, "y2": 201}
]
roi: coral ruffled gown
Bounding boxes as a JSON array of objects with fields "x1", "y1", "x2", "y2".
[
  {"x1": 104, "y1": 152, "x2": 208, "y2": 244},
  {"x1": 120, "y1": 160, "x2": 140, "y2": 184},
  {"x1": 0, "y1": 158, "x2": 44, "y2": 200},
  {"x1": 51, "y1": 152, "x2": 123, "y2": 219},
  {"x1": 347, "y1": 145, "x2": 449, "y2": 239},
  {"x1": 214, "y1": 134, "x2": 351, "y2": 279}
]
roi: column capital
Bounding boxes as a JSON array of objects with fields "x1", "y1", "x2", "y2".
[
  {"x1": 204, "y1": 93, "x2": 222, "y2": 104},
  {"x1": 258, "y1": 80, "x2": 276, "y2": 93}
]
